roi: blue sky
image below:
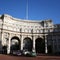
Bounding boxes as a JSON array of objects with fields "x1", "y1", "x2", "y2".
[{"x1": 0, "y1": 0, "x2": 60, "y2": 24}]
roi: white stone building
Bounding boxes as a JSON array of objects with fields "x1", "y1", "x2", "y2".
[{"x1": 0, "y1": 14, "x2": 60, "y2": 54}]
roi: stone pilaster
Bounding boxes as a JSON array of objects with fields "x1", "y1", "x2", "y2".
[
  {"x1": 21, "y1": 35, "x2": 23, "y2": 51},
  {"x1": 45, "y1": 35, "x2": 48, "y2": 53},
  {"x1": 7, "y1": 34, "x2": 11, "y2": 54},
  {"x1": 32, "y1": 36, "x2": 36, "y2": 52}
]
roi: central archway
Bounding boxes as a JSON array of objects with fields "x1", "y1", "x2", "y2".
[
  {"x1": 10, "y1": 36, "x2": 20, "y2": 52},
  {"x1": 23, "y1": 37, "x2": 33, "y2": 51},
  {"x1": 35, "y1": 38, "x2": 45, "y2": 53}
]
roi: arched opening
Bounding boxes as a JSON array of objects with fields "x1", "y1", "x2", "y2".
[
  {"x1": 2, "y1": 45, "x2": 7, "y2": 54},
  {"x1": 23, "y1": 37, "x2": 33, "y2": 51},
  {"x1": 10, "y1": 36, "x2": 20, "y2": 52},
  {"x1": 35, "y1": 38, "x2": 45, "y2": 53},
  {"x1": 48, "y1": 45, "x2": 52, "y2": 54}
]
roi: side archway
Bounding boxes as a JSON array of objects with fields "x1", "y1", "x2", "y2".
[
  {"x1": 35, "y1": 38, "x2": 45, "y2": 53},
  {"x1": 10, "y1": 36, "x2": 20, "y2": 52},
  {"x1": 23, "y1": 37, "x2": 33, "y2": 51}
]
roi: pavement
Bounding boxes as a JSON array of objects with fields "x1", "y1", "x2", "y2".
[{"x1": 0, "y1": 54, "x2": 60, "y2": 60}]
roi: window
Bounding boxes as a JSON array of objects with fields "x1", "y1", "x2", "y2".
[
  {"x1": 35, "y1": 26, "x2": 37, "y2": 28},
  {"x1": 44, "y1": 23, "x2": 48, "y2": 27},
  {"x1": 28, "y1": 29, "x2": 31, "y2": 33},
  {"x1": 25, "y1": 29, "x2": 28, "y2": 32},
  {"x1": 36, "y1": 30, "x2": 39, "y2": 33},
  {"x1": 40, "y1": 29, "x2": 43, "y2": 33}
]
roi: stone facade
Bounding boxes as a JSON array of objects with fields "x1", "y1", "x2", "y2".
[{"x1": 0, "y1": 14, "x2": 60, "y2": 54}]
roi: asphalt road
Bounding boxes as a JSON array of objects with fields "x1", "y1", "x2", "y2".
[{"x1": 0, "y1": 54, "x2": 60, "y2": 60}]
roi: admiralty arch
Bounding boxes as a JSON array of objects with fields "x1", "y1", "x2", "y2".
[{"x1": 0, "y1": 14, "x2": 60, "y2": 54}]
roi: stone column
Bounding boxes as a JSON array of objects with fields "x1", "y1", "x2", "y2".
[
  {"x1": 45, "y1": 35, "x2": 48, "y2": 53},
  {"x1": 21, "y1": 35, "x2": 23, "y2": 51},
  {"x1": 32, "y1": 36, "x2": 36, "y2": 52},
  {"x1": 7, "y1": 34, "x2": 11, "y2": 54}
]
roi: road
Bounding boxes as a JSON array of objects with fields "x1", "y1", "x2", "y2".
[{"x1": 0, "y1": 54, "x2": 60, "y2": 60}]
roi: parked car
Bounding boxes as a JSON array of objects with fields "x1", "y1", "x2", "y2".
[
  {"x1": 22, "y1": 49, "x2": 30, "y2": 55},
  {"x1": 31, "y1": 51, "x2": 37, "y2": 57},
  {"x1": 10, "y1": 50, "x2": 37, "y2": 57},
  {"x1": 22, "y1": 49, "x2": 36, "y2": 57},
  {"x1": 10, "y1": 50, "x2": 22, "y2": 56}
]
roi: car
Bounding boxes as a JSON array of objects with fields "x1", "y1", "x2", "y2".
[
  {"x1": 10, "y1": 50, "x2": 22, "y2": 56},
  {"x1": 31, "y1": 51, "x2": 37, "y2": 57},
  {"x1": 22, "y1": 49, "x2": 31, "y2": 56},
  {"x1": 22, "y1": 49, "x2": 36, "y2": 57},
  {"x1": 16, "y1": 50, "x2": 22, "y2": 56}
]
